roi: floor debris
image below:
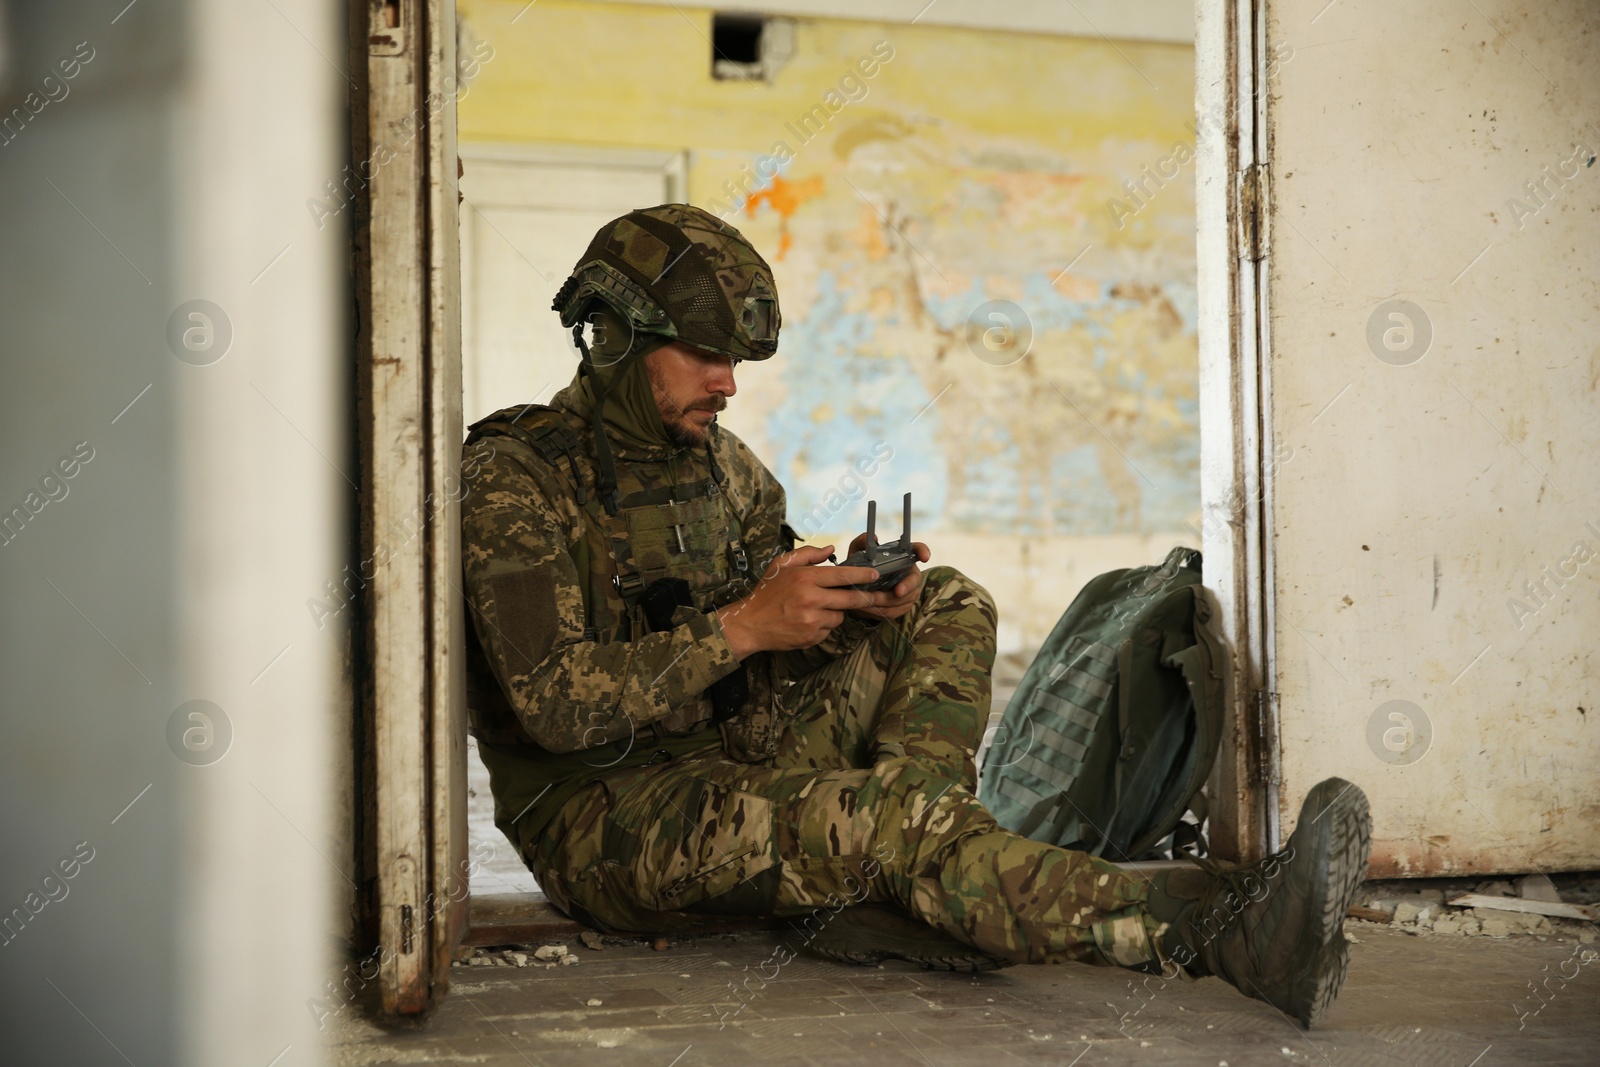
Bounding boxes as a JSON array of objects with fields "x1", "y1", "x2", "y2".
[
  {"x1": 1446, "y1": 893, "x2": 1597, "y2": 923},
  {"x1": 1517, "y1": 873, "x2": 1563, "y2": 903}
]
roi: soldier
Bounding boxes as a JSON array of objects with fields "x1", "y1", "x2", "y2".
[{"x1": 462, "y1": 204, "x2": 1372, "y2": 1028}]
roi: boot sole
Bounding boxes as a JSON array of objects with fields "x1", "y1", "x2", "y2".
[{"x1": 1289, "y1": 778, "x2": 1372, "y2": 1028}]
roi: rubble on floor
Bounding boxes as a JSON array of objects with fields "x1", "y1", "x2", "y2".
[
  {"x1": 463, "y1": 943, "x2": 583, "y2": 968},
  {"x1": 1350, "y1": 871, "x2": 1599, "y2": 943}
]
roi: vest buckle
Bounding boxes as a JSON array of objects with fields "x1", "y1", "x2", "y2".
[{"x1": 613, "y1": 571, "x2": 644, "y2": 604}]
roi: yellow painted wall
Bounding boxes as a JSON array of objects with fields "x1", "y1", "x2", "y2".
[
  {"x1": 457, "y1": 0, "x2": 1198, "y2": 652},
  {"x1": 459, "y1": 4, "x2": 1191, "y2": 156}
]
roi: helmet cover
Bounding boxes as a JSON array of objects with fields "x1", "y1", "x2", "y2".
[{"x1": 552, "y1": 204, "x2": 780, "y2": 362}]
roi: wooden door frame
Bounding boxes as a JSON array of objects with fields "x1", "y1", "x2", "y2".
[
  {"x1": 1196, "y1": 0, "x2": 1280, "y2": 870},
  {"x1": 354, "y1": 0, "x2": 466, "y2": 1015},
  {"x1": 1196, "y1": 0, "x2": 1278, "y2": 863},
  {"x1": 348, "y1": 2, "x2": 1273, "y2": 1013}
]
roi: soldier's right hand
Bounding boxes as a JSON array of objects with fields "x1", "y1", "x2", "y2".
[{"x1": 715, "y1": 545, "x2": 878, "y2": 658}]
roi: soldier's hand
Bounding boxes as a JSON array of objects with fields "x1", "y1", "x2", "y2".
[
  {"x1": 715, "y1": 544, "x2": 880, "y2": 658},
  {"x1": 844, "y1": 539, "x2": 931, "y2": 623}
]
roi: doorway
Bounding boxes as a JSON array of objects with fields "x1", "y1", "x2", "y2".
[
  {"x1": 358, "y1": 0, "x2": 1600, "y2": 1024},
  {"x1": 451, "y1": 1, "x2": 1209, "y2": 911}
]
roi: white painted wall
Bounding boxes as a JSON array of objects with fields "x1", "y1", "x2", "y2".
[
  {"x1": 0, "y1": 0, "x2": 344, "y2": 1061},
  {"x1": 1260, "y1": 0, "x2": 1599, "y2": 875}
]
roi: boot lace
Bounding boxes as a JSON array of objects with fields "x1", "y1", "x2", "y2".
[{"x1": 1182, "y1": 844, "x2": 1296, "y2": 948}]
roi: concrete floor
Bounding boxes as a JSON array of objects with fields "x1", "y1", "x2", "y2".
[
  {"x1": 328, "y1": 920, "x2": 1600, "y2": 1066},
  {"x1": 440, "y1": 656, "x2": 1600, "y2": 1065}
]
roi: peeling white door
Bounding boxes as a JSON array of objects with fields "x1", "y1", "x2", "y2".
[
  {"x1": 1212, "y1": 0, "x2": 1600, "y2": 874},
  {"x1": 364, "y1": 0, "x2": 467, "y2": 1014},
  {"x1": 459, "y1": 146, "x2": 685, "y2": 422}
]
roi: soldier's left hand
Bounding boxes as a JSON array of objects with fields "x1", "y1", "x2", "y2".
[{"x1": 844, "y1": 539, "x2": 930, "y2": 622}]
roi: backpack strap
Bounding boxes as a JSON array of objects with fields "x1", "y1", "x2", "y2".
[
  {"x1": 466, "y1": 406, "x2": 609, "y2": 639},
  {"x1": 1119, "y1": 568, "x2": 1227, "y2": 859},
  {"x1": 467, "y1": 407, "x2": 590, "y2": 507},
  {"x1": 1137, "y1": 585, "x2": 1227, "y2": 859}
]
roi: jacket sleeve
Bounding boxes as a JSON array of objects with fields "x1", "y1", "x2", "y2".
[{"x1": 462, "y1": 443, "x2": 740, "y2": 754}]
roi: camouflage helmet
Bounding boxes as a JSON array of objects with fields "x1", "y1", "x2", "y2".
[{"x1": 552, "y1": 204, "x2": 781, "y2": 362}]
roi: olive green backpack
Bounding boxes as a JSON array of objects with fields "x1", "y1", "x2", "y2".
[{"x1": 977, "y1": 547, "x2": 1227, "y2": 861}]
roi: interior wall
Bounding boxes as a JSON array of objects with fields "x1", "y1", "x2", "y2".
[
  {"x1": 1260, "y1": 0, "x2": 1599, "y2": 875},
  {"x1": 0, "y1": 0, "x2": 346, "y2": 1061},
  {"x1": 583, "y1": 0, "x2": 1196, "y2": 45},
  {"x1": 456, "y1": 0, "x2": 1200, "y2": 655}
]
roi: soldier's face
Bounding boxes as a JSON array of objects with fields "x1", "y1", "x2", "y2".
[{"x1": 645, "y1": 341, "x2": 737, "y2": 448}]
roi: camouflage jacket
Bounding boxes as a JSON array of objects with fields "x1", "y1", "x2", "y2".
[{"x1": 462, "y1": 382, "x2": 873, "y2": 837}]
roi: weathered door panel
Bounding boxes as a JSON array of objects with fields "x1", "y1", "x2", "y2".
[
  {"x1": 362, "y1": 0, "x2": 465, "y2": 1013},
  {"x1": 1196, "y1": 0, "x2": 1276, "y2": 863},
  {"x1": 1253, "y1": 0, "x2": 1599, "y2": 874},
  {"x1": 425, "y1": 0, "x2": 469, "y2": 995}
]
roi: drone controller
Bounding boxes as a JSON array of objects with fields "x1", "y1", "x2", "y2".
[{"x1": 837, "y1": 493, "x2": 917, "y2": 592}]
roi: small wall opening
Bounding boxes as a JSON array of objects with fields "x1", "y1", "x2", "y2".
[{"x1": 711, "y1": 12, "x2": 765, "y2": 77}]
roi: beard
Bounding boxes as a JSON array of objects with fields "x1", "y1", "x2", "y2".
[
  {"x1": 647, "y1": 361, "x2": 726, "y2": 448},
  {"x1": 660, "y1": 401, "x2": 724, "y2": 448},
  {"x1": 663, "y1": 416, "x2": 707, "y2": 449}
]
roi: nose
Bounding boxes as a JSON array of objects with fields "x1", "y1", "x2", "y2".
[{"x1": 708, "y1": 356, "x2": 737, "y2": 398}]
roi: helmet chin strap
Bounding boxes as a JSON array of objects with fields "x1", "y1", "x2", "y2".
[
  {"x1": 704, "y1": 418, "x2": 726, "y2": 489},
  {"x1": 573, "y1": 322, "x2": 626, "y2": 516}
]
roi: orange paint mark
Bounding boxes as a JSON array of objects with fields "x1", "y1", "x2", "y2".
[
  {"x1": 853, "y1": 201, "x2": 889, "y2": 261},
  {"x1": 745, "y1": 174, "x2": 824, "y2": 260}
]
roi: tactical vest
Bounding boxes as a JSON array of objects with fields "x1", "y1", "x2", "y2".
[{"x1": 464, "y1": 403, "x2": 784, "y2": 762}]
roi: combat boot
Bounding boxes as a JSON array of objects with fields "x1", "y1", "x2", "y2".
[
  {"x1": 802, "y1": 904, "x2": 1015, "y2": 973},
  {"x1": 1147, "y1": 777, "x2": 1372, "y2": 1028}
]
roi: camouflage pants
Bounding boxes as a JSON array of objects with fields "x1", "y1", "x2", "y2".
[{"x1": 524, "y1": 566, "x2": 1160, "y2": 967}]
